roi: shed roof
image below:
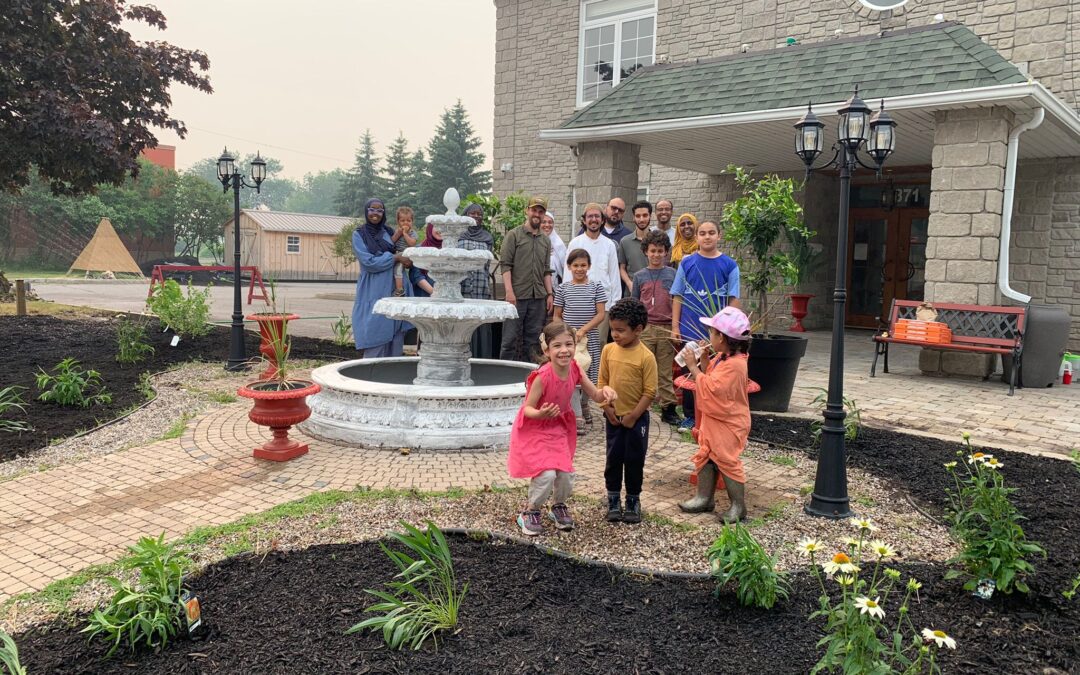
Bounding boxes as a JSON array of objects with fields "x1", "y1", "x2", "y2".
[
  {"x1": 561, "y1": 22, "x2": 1026, "y2": 130},
  {"x1": 241, "y1": 209, "x2": 354, "y2": 235}
]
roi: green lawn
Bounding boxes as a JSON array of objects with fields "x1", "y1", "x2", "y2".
[{"x1": 0, "y1": 265, "x2": 77, "y2": 279}]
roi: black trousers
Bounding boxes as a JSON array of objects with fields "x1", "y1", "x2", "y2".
[
  {"x1": 500, "y1": 298, "x2": 547, "y2": 362},
  {"x1": 604, "y1": 411, "x2": 650, "y2": 495}
]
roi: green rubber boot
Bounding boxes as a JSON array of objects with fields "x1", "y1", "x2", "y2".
[
  {"x1": 720, "y1": 475, "x2": 747, "y2": 524},
  {"x1": 678, "y1": 462, "x2": 717, "y2": 513}
]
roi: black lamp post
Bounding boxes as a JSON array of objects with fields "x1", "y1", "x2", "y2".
[
  {"x1": 795, "y1": 88, "x2": 897, "y2": 518},
  {"x1": 218, "y1": 148, "x2": 266, "y2": 371}
]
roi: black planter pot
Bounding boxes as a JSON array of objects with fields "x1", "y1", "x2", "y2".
[{"x1": 747, "y1": 333, "x2": 808, "y2": 412}]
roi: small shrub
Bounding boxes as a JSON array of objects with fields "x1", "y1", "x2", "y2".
[
  {"x1": 146, "y1": 279, "x2": 212, "y2": 338},
  {"x1": 36, "y1": 357, "x2": 112, "y2": 407},
  {"x1": 707, "y1": 523, "x2": 789, "y2": 609},
  {"x1": 116, "y1": 317, "x2": 155, "y2": 364},
  {"x1": 0, "y1": 386, "x2": 31, "y2": 433},
  {"x1": 331, "y1": 311, "x2": 353, "y2": 347},
  {"x1": 943, "y1": 434, "x2": 1045, "y2": 595},
  {"x1": 810, "y1": 388, "x2": 861, "y2": 444},
  {"x1": 347, "y1": 521, "x2": 467, "y2": 650},
  {"x1": 82, "y1": 533, "x2": 189, "y2": 657},
  {"x1": 0, "y1": 629, "x2": 26, "y2": 675},
  {"x1": 1063, "y1": 572, "x2": 1080, "y2": 601}
]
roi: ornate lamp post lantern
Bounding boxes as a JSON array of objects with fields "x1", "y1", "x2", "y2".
[
  {"x1": 795, "y1": 88, "x2": 897, "y2": 518},
  {"x1": 218, "y1": 148, "x2": 266, "y2": 371}
]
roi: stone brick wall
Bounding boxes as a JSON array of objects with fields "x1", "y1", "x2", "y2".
[
  {"x1": 924, "y1": 107, "x2": 1012, "y2": 307},
  {"x1": 1011, "y1": 158, "x2": 1080, "y2": 347}
]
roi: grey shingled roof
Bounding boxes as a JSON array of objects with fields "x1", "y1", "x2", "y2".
[
  {"x1": 242, "y1": 209, "x2": 354, "y2": 235},
  {"x1": 561, "y1": 23, "x2": 1026, "y2": 129}
]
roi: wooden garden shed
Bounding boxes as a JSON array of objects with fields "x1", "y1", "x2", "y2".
[{"x1": 223, "y1": 208, "x2": 360, "y2": 281}]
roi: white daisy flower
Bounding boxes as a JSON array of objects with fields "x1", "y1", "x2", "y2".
[
  {"x1": 943, "y1": 461, "x2": 957, "y2": 469},
  {"x1": 966, "y1": 452, "x2": 991, "y2": 464},
  {"x1": 921, "y1": 628, "x2": 957, "y2": 649},
  {"x1": 851, "y1": 517, "x2": 878, "y2": 533},
  {"x1": 854, "y1": 596, "x2": 885, "y2": 619},
  {"x1": 868, "y1": 540, "x2": 896, "y2": 559},
  {"x1": 822, "y1": 552, "x2": 860, "y2": 576},
  {"x1": 797, "y1": 537, "x2": 823, "y2": 556},
  {"x1": 983, "y1": 457, "x2": 1004, "y2": 469},
  {"x1": 843, "y1": 536, "x2": 863, "y2": 550}
]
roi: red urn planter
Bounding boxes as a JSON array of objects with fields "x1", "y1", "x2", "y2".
[
  {"x1": 246, "y1": 313, "x2": 300, "y2": 379},
  {"x1": 788, "y1": 294, "x2": 814, "y2": 333},
  {"x1": 236, "y1": 381, "x2": 320, "y2": 462}
]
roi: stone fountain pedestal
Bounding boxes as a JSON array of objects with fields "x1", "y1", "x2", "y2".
[{"x1": 300, "y1": 189, "x2": 534, "y2": 451}]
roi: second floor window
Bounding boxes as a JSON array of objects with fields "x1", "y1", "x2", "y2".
[
  {"x1": 287, "y1": 235, "x2": 300, "y2": 254},
  {"x1": 578, "y1": 0, "x2": 656, "y2": 106}
]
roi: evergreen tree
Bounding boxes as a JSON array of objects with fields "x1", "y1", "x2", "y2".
[
  {"x1": 336, "y1": 130, "x2": 385, "y2": 217},
  {"x1": 402, "y1": 149, "x2": 430, "y2": 215},
  {"x1": 382, "y1": 133, "x2": 412, "y2": 221},
  {"x1": 420, "y1": 101, "x2": 490, "y2": 215}
]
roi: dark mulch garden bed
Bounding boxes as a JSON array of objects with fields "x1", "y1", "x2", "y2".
[
  {"x1": 0, "y1": 314, "x2": 357, "y2": 461},
  {"x1": 15, "y1": 535, "x2": 1078, "y2": 674}
]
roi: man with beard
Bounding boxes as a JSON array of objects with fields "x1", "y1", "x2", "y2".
[
  {"x1": 576, "y1": 196, "x2": 632, "y2": 243},
  {"x1": 619, "y1": 200, "x2": 653, "y2": 294},
  {"x1": 565, "y1": 202, "x2": 621, "y2": 344},
  {"x1": 652, "y1": 199, "x2": 676, "y2": 246},
  {"x1": 499, "y1": 196, "x2": 554, "y2": 362}
]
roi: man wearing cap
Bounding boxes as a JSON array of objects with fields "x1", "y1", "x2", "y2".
[{"x1": 499, "y1": 196, "x2": 554, "y2": 362}]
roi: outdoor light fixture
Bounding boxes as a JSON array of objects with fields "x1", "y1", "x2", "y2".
[
  {"x1": 218, "y1": 147, "x2": 266, "y2": 372},
  {"x1": 794, "y1": 87, "x2": 898, "y2": 519}
]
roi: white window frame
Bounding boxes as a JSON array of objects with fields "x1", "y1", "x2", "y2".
[
  {"x1": 286, "y1": 235, "x2": 300, "y2": 254},
  {"x1": 576, "y1": 0, "x2": 657, "y2": 108}
]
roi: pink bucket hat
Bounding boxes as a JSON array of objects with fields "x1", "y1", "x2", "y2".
[{"x1": 699, "y1": 306, "x2": 751, "y2": 341}]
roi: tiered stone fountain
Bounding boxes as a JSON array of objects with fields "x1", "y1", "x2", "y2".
[{"x1": 300, "y1": 189, "x2": 534, "y2": 450}]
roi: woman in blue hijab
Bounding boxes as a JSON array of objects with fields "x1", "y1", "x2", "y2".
[{"x1": 352, "y1": 198, "x2": 412, "y2": 356}]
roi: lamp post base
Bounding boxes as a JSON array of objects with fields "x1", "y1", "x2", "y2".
[{"x1": 804, "y1": 494, "x2": 854, "y2": 520}]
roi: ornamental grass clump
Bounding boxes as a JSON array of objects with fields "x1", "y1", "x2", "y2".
[
  {"x1": 82, "y1": 533, "x2": 190, "y2": 657},
  {"x1": 802, "y1": 519, "x2": 955, "y2": 674},
  {"x1": 348, "y1": 521, "x2": 467, "y2": 650},
  {"x1": 0, "y1": 629, "x2": 26, "y2": 675},
  {"x1": 943, "y1": 433, "x2": 1045, "y2": 595},
  {"x1": 706, "y1": 523, "x2": 789, "y2": 609}
]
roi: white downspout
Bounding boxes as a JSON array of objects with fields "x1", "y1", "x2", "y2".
[{"x1": 998, "y1": 107, "x2": 1044, "y2": 304}]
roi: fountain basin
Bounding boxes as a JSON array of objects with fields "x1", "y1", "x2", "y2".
[{"x1": 299, "y1": 357, "x2": 536, "y2": 451}]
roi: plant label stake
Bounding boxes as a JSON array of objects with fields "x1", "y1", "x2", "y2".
[{"x1": 181, "y1": 589, "x2": 202, "y2": 632}]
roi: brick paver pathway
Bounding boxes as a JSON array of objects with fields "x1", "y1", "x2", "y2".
[{"x1": 0, "y1": 402, "x2": 803, "y2": 599}]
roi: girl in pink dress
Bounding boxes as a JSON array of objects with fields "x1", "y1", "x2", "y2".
[{"x1": 508, "y1": 321, "x2": 617, "y2": 536}]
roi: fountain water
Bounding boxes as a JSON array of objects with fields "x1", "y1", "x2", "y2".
[{"x1": 300, "y1": 189, "x2": 535, "y2": 450}]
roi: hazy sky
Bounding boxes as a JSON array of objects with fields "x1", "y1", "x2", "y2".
[{"x1": 125, "y1": 1, "x2": 495, "y2": 179}]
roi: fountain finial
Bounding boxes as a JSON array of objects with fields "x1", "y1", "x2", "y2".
[{"x1": 443, "y1": 188, "x2": 461, "y2": 215}]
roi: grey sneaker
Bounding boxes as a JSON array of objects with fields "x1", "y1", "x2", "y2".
[
  {"x1": 517, "y1": 510, "x2": 543, "y2": 536},
  {"x1": 548, "y1": 503, "x2": 574, "y2": 531}
]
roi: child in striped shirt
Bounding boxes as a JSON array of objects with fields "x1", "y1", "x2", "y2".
[{"x1": 554, "y1": 248, "x2": 608, "y2": 433}]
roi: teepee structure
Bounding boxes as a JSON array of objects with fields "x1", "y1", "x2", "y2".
[{"x1": 68, "y1": 218, "x2": 144, "y2": 276}]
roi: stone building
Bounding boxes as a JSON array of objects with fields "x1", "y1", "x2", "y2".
[{"x1": 491, "y1": 0, "x2": 1080, "y2": 358}]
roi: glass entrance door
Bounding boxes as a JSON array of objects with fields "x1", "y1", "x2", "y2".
[{"x1": 846, "y1": 207, "x2": 930, "y2": 327}]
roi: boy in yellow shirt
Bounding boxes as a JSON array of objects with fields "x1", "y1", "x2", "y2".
[{"x1": 598, "y1": 298, "x2": 659, "y2": 524}]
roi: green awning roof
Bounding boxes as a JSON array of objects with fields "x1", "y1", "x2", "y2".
[{"x1": 561, "y1": 23, "x2": 1027, "y2": 130}]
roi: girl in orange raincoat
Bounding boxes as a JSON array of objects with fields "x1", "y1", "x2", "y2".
[{"x1": 676, "y1": 306, "x2": 752, "y2": 523}]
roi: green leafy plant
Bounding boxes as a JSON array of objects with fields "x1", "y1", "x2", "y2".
[
  {"x1": 1069, "y1": 448, "x2": 1080, "y2": 475},
  {"x1": 810, "y1": 388, "x2": 862, "y2": 444},
  {"x1": 720, "y1": 165, "x2": 815, "y2": 336},
  {"x1": 36, "y1": 357, "x2": 112, "y2": 407},
  {"x1": 706, "y1": 523, "x2": 789, "y2": 609},
  {"x1": 0, "y1": 386, "x2": 31, "y2": 433},
  {"x1": 115, "y1": 317, "x2": 155, "y2": 364},
  {"x1": 146, "y1": 278, "x2": 212, "y2": 338},
  {"x1": 331, "y1": 311, "x2": 353, "y2": 347},
  {"x1": 82, "y1": 533, "x2": 189, "y2": 657},
  {"x1": 0, "y1": 629, "x2": 26, "y2": 675},
  {"x1": 347, "y1": 521, "x2": 467, "y2": 650},
  {"x1": 943, "y1": 434, "x2": 1045, "y2": 595},
  {"x1": 1062, "y1": 572, "x2": 1080, "y2": 601},
  {"x1": 803, "y1": 521, "x2": 954, "y2": 674}
]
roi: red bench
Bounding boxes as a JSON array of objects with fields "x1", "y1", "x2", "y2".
[
  {"x1": 871, "y1": 300, "x2": 1026, "y2": 395},
  {"x1": 147, "y1": 265, "x2": 269, "y2": 305}
]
